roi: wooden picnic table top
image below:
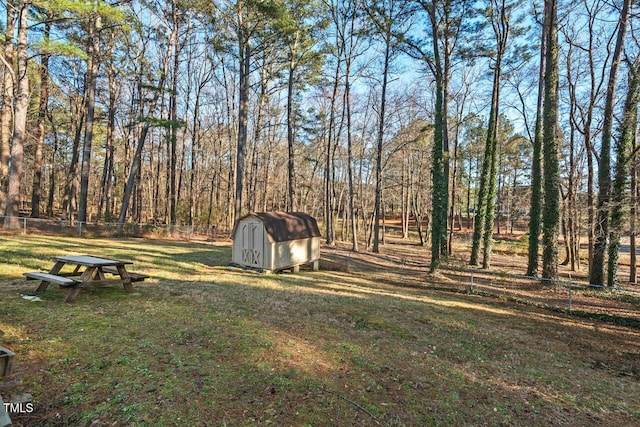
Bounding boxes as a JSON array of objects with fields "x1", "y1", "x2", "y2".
[{"x1": 52, "y1": 255, "x2": 133, "y2": 268}]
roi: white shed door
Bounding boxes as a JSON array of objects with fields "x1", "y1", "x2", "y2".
[{"x1": 241, "y1": 222, "x2": 264, "y2": 267}]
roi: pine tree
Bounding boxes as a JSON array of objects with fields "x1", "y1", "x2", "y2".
[
  {"x1": 541, "y1": 0, "x2": 559, "y2": 280},
  {"x1": 3, "y1": 1, "x2": 29, "y2": 230}
]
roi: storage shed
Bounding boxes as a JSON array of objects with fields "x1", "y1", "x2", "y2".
[{"x1": 231, "y1": 212, "x2": 321, "y2": 272}]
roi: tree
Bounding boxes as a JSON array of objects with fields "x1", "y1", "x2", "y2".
[
  {"x1": 565, "y1": 0, "x2": 612, "y2": 274},
  {"x1": 117, "y1": 8, "x2": 177, "y2": 232},
  {"x1": 364, "y1": 0, "x2": 410, "y2": 252},
  {"x1": 426, "y1": 0, "x2": 449, "y2": 266},
  {"x1": 279, "y1": 0, "x2": 326, "y2": 212},
  {"x1": 406, "y1": 0, "x2": 471, "y2": 268},
  {"x1": 30, "y1": 14, "x2": 52, "y2": 219},
  {"x1": 98, "y1": 29, "x2": 120, "y2": 221},
  {"x1": 526, "y1": 8, "x2": 545, "y2": 276},
  {"x1": 168, "y1": 0, "x2": 183, "y2": 227},
  {"x1": 540, "y1": 0, "x2": 560, "y2": 280},
  {"x1": 327, "y1": 0, "x2": 365, "y2": 251},
  {"x1": 77, "y1": 8, "x2": 102, "y2": 225},
  {"x1": 225, "y1": 0, "x2": 283, "y2": 226},
  {"x1": 607, "y1": 56, "x2": 640, "y2": 287},
  {"x1": 324, "y1": 0, "x2": 345, "y2": 246},
  {"x1": 470, "y1": 0, "x2": 515, "y2": 269},
  {"x1": 590, "y1": 0, "x2": 632, "y2": 287},
  {"x1": 0, "y1": 2, "x2": 16, "y2": 214},
  {"x1": 4, "y1": 1, "x2": 29, "y2": 230}
]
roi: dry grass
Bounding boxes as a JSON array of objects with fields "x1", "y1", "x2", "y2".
[{"x1": 0, "y1": 234, "x2": 639, "y2": 426}]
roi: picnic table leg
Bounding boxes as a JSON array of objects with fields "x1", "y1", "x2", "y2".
[
  {"x1": 36, "y1": 261, "x2": 65, "y2": 292},
  {"x1": 61, "y1": 266, "x2": 99, "y2": 302},
  {"x1": 116, "y1": 265, "x2": 134, "y2": 293},
  {"x1": 79, "y1": 267, "x2": 97, "y2": 283},
  {"x1": 94, "y1": 267, "x2": 106, "y2": 281},
  {"x1": 64, "y1": 286, "x2": 82, "y2": 303}
]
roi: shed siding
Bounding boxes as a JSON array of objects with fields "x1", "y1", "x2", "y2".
[
  {"x1": 272, "y1": 237, "x2": 320, "y2": 271},
  {"x1": 232, "y1": 213, "x2": 321, "y2": 271},
  {"x1": 232, "y1": 219, "x2": 268, "y2": 268}
]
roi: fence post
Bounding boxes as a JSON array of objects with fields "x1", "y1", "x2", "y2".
[{"x1": 23, "y1": 217, "x2": 26, "y2": 235}]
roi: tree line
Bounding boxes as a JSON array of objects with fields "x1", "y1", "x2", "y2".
[{"x1": 0, "y1": 0, "x2": 639, "y2": 286}]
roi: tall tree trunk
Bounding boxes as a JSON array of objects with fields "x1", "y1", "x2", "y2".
[
  {"x1": 31, "y1": 20, "x2": 51, "y2": 218},
  {"x1": 0, "y1": 4, "x2": 15, "y2": 214},
  {"x1": 345, "y1": 49, "x2": 358, "y2": 251},
  {"x1": 565, "y1": 42, "x2": 579, "y2": 271},
  {"x1": 373, "y1": 37, "x2": 391, "y2": 253},
  {"x1": 541, "y1": 0, "x2": 560, "y2": 280},
  {"x1": 325, "y1": 50, "x2": 342, "y2": 244},
  {"x1": 607, "y1": 57, "x2": 640, "y2": 287},
  {"x1": 62, "y1": 96, "x2": 85, "y2": 221},
  {"x1": 46, "y1": 111, "x2": 58, "y2": 216},
  {"x1": 287, "y1": 54, "x2": 297, "y2": 212},
  {"x1": 248, "y1": 63, "x2": 267, "y2": 214},
  {"x1": 78, "y1": 12, "x2": 102, "y2": 224},
  {"x1": 99, "y1": 58, "x2": 117, "y2": 220},
  {"x1": 169, "y1": 1, "x2": 180, "y2": 226},
  {"x1": 590, "y1": 0, "x2": 632, "y2": 286},
  {"x1": 481, "y1": 58, "x2": 502, "y2": 270},
  {"x1": 441, "y1": 40, "x2": 451, "y2": 258},
  {"x1": 402, "y1": 156, "x2": 409, "y2": 239},
  {"x1": 630, "y1": 138, "x2": 638, "y2": 285},
  {"x1": 583, "y1": 3, "x2": 601, "y2": 274},
  {"x1": 3, "y1": 2, "x2": 28, "y2": 229},
  {"x1": 428, "y1": 1, "x2": 450, "y2": 269},
  {"x1": 234, "y1": 30, "x2": 250, "y2": 226},
  {"x1": 481, "y1": 0, "x2": 510, "y2": 268},
  {"x1": 527, "y1": 13, "x2": 546, "y2": 277},
  {"x1": 116, "y1": 23, "x2": 174, "y2": 233},
  {"x1": 189, "y1": 80, "x2": 206, "y2": 227}
]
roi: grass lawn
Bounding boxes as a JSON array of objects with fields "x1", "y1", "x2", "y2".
[{"x1": 0, "y1": 234, "x2": 639, "y2": 426}]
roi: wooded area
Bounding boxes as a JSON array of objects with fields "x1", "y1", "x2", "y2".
[{"x1": 0, "y1": 0, "x2": 638, "y2": 286}]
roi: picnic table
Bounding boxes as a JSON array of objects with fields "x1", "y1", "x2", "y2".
[{"x1": 24, "y1": 255, "x2": 149, "y2": 303}]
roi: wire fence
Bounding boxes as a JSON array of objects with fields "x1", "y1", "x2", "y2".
[
  {"x1": 436, "y1": 265, "x2": 640, "y2": 326},
  {"x1": 345, "y1": 251, "x2": 640, "y2": 327},
  {"x1": 4, "y1": 215, "x2": 639, "y2": 326},
  {"x1": 0, "y1": 215, "x2": 229, "y2": 241}
]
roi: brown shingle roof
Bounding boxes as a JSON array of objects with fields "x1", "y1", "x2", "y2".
[{"x1": 234, "y1": 212, "x2": 322, "y2": 243}]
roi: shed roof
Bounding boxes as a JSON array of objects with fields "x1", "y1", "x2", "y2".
[{"x1": 235, "y1": 212, "x2": 322, "y2": 243}]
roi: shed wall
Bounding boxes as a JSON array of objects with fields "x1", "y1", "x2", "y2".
[
  {"x1": 232, "y1": 214, "x2": 321, "y2": 271},
  {"x1": 272, "y1": 237, "x2": 320, "y2": 271},
  {"x1": 232, "y1": 219, "x2": 269, "y2": 269}
]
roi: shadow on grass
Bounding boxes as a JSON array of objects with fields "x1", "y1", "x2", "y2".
[
  {"x1": 2, "y1": 257, "x2": 640, "y2": 425},
  {"x1": 0, "y1": 235, "x2": 232, "y2": 280},
  {"x1": 1, "y1": 235, "x2": 640, "y2": 424}
]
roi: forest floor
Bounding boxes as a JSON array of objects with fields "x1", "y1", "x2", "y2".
[{"x1": 0, "y1": 233, "x2": 639, "y2": 426}]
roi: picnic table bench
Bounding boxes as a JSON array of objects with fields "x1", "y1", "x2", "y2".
[
  {"x1": 23, "y1": 272, "x2": 78, "y2": 287},
  {"x1": 24, "y1": 255, "x2": 149, "y2": 302}
]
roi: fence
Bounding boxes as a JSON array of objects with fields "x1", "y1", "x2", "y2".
[
  {"x1": 0, "y1": 215, "x2": 228, "y2": 241},
  {"x1": 436, "y1": 265, "x2": 640, "y2": 326},
  {"x1": 4, "y1": 214, "x2": 640, "y2": 326},
  {"x1": 370, "y1": 252, "x2": 640, "y2": 326}
]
